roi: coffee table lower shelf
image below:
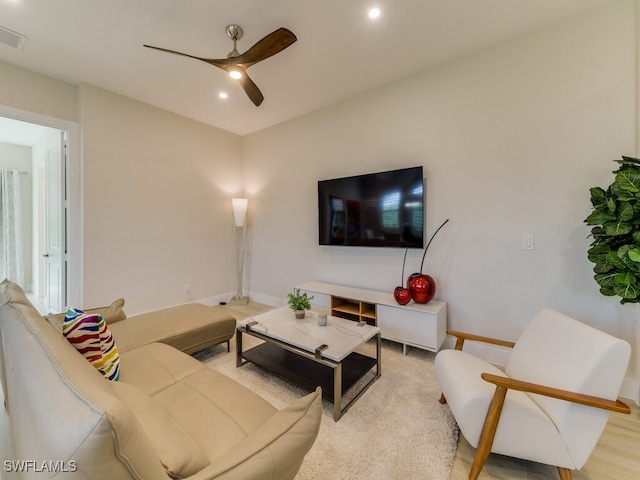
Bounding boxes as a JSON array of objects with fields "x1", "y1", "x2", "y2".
[{"x1": 238, "y1": 340, "x2": 380, "y2": 420}]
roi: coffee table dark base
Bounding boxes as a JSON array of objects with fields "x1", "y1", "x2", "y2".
[
  {"x1": 236, "y1": 328, "x2": 381, "y2": 420},
  {"x1": 241, "y1": 342, "x2": 377, "y2": 401}
]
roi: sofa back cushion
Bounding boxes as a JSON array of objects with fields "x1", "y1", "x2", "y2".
[
  {"x1": 0, "y1": 279, "x2": 37, "y2": 402},
  {"x1": 46, "y1": 297, "x2": 127, "y2": 331},
  {"x1": 505, "y1": 308, "x2": 630, "y2": 467}
]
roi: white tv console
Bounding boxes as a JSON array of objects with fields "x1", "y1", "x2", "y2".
[{"x1": 296, "y1": 281, "x2": 447, "y2": 354}]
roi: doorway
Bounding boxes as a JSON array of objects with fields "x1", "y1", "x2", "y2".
[{"x1": 0, "y1": 107, "x2": 81, "y2": 311}]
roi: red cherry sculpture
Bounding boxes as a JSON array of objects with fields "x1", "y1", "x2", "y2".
[
  {"x1": 405, "y1": 219, "x2": 449, "y2": 304},
  {"x1": 407, "y1": 274, "x2": 436, "y2": 304},
  {"x1": 393, "y1": 286, "x2": 412, "y2": 305},
  {"x1": 394, "y1": 248, "x2": 412, "y2": 305},
  {"x1": 406, "y1": 272, "x2": 422, "y2": 289}
]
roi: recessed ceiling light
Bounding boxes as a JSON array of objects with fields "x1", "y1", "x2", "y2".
[
  {"x1": 368, "y1": 7, "x2": 381, "y2": 19},
  {"x1": 219, "y1": 92, "x2": 228, "y2": 99}
]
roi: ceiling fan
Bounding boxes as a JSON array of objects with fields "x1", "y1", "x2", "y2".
[{"x1": 144, "y1": 25, "x2": 297, "y2": 106}]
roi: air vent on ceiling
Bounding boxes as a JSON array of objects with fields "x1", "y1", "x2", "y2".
[{"x1": 0, "y1": 25, "x2": 27, "y2": 50}]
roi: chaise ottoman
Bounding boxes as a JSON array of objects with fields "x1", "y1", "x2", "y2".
[{"x1": 47, "y1": 300, "x2": 236, "y2": 355}]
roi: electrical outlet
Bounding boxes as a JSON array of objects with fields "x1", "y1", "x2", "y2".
[{"x1": 184, "y1": 284, "x2": 190, "y2": 294}]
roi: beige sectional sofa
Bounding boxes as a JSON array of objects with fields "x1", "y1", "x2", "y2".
[{"x1": 0, "y1": 280, "x2": 322, "y2": 479}]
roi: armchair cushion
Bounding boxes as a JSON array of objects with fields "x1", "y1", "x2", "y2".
[
  {"x1": 435, "y1": 349, "x2": 574, "y2": 468},
  {"x1": 505, "y1": 308, "x2": 630, "y2": 467}
]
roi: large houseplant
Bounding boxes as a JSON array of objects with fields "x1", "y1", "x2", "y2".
[{"x1": 585, "y1": 155, "x2": 640, "y2": 303}]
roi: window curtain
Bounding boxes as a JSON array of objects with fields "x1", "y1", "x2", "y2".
[{"x1": 0, "y1": 169, "x2": 24, "y2": 288}]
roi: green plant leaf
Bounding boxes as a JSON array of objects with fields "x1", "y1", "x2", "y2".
[
  {"x1": 599, "y1": 286, "x2": 616, "y2": 296},
  {"x1": 594, "y1": 272, "x2": 617, "y2": 288},
  {"x1": 620, "y1": 297, "x2": 639, "y2": 304},
  {"x1": 589, "y1": 186, "x2": 607, "y2": 207},
  {"x1": 613, "y1": 281, "x2": 640, "y2": 299},
  {"x1": 617, "y1": 202, "x2": 634, "y2": 221},
  {"x1": 610, "y1": 182, "x2": 637, "y2": 201},
  {"x1": 618, "y1": 245, "x2": 640, "y2": 272},
  {"x1": 593, "y1": 263, "x2": 613, "y2": 273},
  {"x1": 615, "y1": 170, "x2": 640, "y2": 192},
  {"x1": 604, "y1": 221, "x2": 632, "y2": 236},
  {"x1": 629, "y1": 247, "x2": 640, "y2": 263},
  {"x1": 616, "y1": 156, "x2": 640, "y2": 168},
  {"x1": 614, "y1": 272, "x2": 637, "y2": 285},
  {"x1": 606, "y1": 251, "x2": 627, "y2": 270},
  {"x1": 585, "y1": 211, "x2": 615, "y2": 225}
]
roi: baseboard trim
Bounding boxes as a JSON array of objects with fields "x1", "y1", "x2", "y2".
[{"x1": 619, "y1": 378, "x2": 639, "y2": 406}]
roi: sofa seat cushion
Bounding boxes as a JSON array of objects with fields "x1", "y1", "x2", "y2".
[
  {"x1": 152, "y1": 369, "x2": 278, "y2": 463},
  {"x1": 118, "y1": 342, "x2": 207, "y2": 395},
  {"x1": 119, "y1": 342, "x2": 280, "y2": 464},
  {"x1": 435, "y1": 348, "x2": 574, "y2": 468},
  {"x1": 109, "y1": 303, "x2": 236, "y2": 354},
  {"x1": 112, "y1": 381, "x2": 210, "y2": 478}
]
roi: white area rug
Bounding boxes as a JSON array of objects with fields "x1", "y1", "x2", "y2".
[{"x1": 196, "y1": 338, "x2": 458, "y2": 480}]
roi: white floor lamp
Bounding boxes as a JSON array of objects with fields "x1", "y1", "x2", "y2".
[{"x1": 229, "y1": 198, "x2": 249, "y2": 305}]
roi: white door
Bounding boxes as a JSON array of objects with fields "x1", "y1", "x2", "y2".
[{"x1": 44, "y1": 132, "x2": 66, "y2": 313}]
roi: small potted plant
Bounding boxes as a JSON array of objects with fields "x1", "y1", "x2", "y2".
[{"x1": 287, "y1": 288, "x2": 314, "y2": 319}]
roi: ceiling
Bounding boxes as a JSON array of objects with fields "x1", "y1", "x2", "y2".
[{"x1": 0, "y1": 0, "x2": 617, "y2": 137}]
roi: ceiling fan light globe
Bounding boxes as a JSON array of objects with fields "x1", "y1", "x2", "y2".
[{"x1": 229, "y1": 69, "x2": 243, "y2": 79}]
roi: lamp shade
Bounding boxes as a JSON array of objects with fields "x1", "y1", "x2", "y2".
[{"x1": 232, "y1": 198, "x2": 248, "y2": 227}]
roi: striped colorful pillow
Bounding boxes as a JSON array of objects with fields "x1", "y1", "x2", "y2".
[
  {"x1": 63, "y1": 307, "x2": 120, "y2": 381},
  {"x1": 62, "y1": 307, "x2": 103, "y2": 369},
  {"x1": 95, "y1": 316, "x2": 120, "y2": 381}
]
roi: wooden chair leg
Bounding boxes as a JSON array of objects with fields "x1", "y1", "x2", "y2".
[
  {"x1": 469, "y1": 385, "x2": 508, "y2": 480},
  {"x1": 439, "y1": 393, "x2": 446, "y2": 404},
  {"x1": 557, "y1": 467, "x2": 572, "y2": 480}
]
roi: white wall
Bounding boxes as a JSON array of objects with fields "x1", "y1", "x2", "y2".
[
  {"x1": 80, "y1": 85, "x2": 243, "y2": 314},
  {"x1": 0, "y1": 61, "x2": 78, "y2": 123},
  {"x1": 243, "y1": 2, "x2": 638, "y2": 396},
  {"x1": 0, "y1": 143, "x2": 32, "y2": 289}
]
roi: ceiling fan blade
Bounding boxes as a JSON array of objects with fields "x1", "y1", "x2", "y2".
[
  {"x1": 144, "y1": 44, "x2": 230, "y2": 71},
  {"x1": 232, "y1": 28, "x2": 297, "y2": 68},
  {"x1": 238, "y1": 72, "x2": 264, "y2": 106}
]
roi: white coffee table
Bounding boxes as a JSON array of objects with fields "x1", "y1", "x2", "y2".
[{"x1": 236, "y1": 307, "x2": 381, "y2": 421}]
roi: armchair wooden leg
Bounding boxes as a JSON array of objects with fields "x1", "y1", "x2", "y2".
[
  {"x1": 469, "y1": 385, "x2": 508, "y2": 480},
  {"x1": 557, "y1": 467, "x2": 572, "y2": 480},
  {"x1": 439, "y1": 393, "x2": 446, "y2": 404}
]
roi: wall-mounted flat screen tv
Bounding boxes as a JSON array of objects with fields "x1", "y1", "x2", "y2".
[{"x1": 318, "y1": 166, "x2": 424, "y2": 248}]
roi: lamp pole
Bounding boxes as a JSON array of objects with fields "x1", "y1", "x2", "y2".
[{"x1": 229, "y1": 198, "x2": 249, "y2": 305}]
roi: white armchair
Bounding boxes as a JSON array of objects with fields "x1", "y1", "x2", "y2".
[{"x1": 435, "y1": 308, "x2": 631, "y2": 480}]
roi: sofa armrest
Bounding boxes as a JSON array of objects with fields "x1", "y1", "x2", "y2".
[
  {"x1": 193, "y1": 387, "x2": 322, "y2": 480},
  {"x1": 447, "y1": 329, "x2": 516, "y2": 351},
  {"x1": 480, "y1": 373, "x2": 630, "y2": 414}
]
